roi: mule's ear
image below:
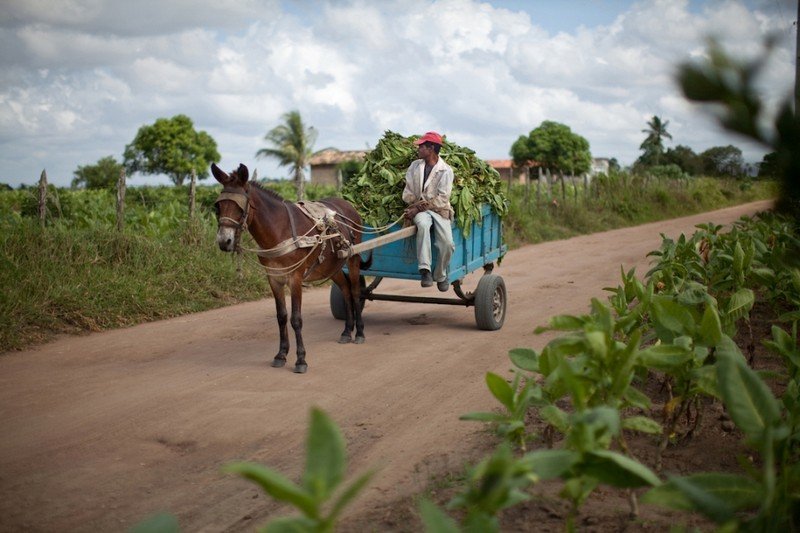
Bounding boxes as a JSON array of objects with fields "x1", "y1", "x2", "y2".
[
  {"x1": 236, "y1": 163, "x2": 249, "y2": 184},
  {"x1": 211, "y1": 163, "x2": 228, "y2": 184}
]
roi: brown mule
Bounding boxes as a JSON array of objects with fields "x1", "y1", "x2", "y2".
[{"x1": 212, "y1": 163, "x2": 368, "y2": 373}]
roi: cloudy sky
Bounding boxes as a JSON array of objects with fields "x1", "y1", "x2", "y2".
[{"x1": 0, "y1": 0, "x2": 796, "y2": 187}]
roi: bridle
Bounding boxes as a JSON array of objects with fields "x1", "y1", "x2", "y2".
[{"x1": 214, "y1": 186, "x2": 251, "y2": 249}]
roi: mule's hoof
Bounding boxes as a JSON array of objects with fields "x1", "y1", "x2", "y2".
[
  {"x1": 354, "y1": 336, "x2": 365, "y2": 344},
  {"x1": 293, "y1": 364, "x2": 308, "y2": 374},
  {"x1": 271, "y1": 358, "x2": 286, "y2": 368},
  {"x1": 338, "y1": 335, "x2": 352, "y2": 344}
]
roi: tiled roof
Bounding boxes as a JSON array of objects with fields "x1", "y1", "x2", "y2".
[
  {"x1": 309, "y1": 149, "x2": 367, "y2": 165},
  {"x1": 487, "y1": 159, "x2": 541, "y2": 168}
]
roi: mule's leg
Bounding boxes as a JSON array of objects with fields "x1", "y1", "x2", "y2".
[
  {"x1": 348, "y1": 259, "x2": 366, "y2": 344},
  {"x1": 331, "y1": 270, "x2": 355, "y2": 344},
  {"x1": 268, "y1": 277, "x2": 290, "y2": 368},
  {"x1": 288, "y1": 273, "x2": 308, "y2": 373}
]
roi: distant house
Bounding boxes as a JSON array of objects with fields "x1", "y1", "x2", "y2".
[
  {"x1": 590, "y1": 158, "x2": 610, "y2": 177},
  {"x1": 309, "y1": 149, "x2": 367, "y2": 186},
  {"x1": 487, "y1": 159, "x2": 541, "y2": 185}
]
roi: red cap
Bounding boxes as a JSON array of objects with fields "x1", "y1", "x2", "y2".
[{"x1": 414, "y1": 131, "x2": 443, "y2": 146}]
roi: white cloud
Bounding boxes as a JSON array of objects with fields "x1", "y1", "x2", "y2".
[{"x1": 0, "y1": 0, "x2": 794, "y2": 187}]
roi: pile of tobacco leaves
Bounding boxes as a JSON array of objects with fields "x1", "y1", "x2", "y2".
[{"x1": 341, "y1": 130, "x2": 507, "y2": 235}]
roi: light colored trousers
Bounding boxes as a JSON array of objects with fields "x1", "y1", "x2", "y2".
[{"x1": 413, "y1": 210, "x2": 455, "y2": 282}]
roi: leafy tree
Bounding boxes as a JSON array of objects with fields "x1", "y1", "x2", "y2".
[
  {"x1": 0, "y1": 183, "x2": 12, "y2": 191},
  {"x1": 663, "y1": 145, "x2": 703, "y2": 176},
  {"x1": 256, "y1": 110, "x2": 317, "y2": 201},
  {"x1": 337, "y1": 159, "x2": 363, "y2": 186},
  {"x1": 71, "y1": 156, "x2": 124, "y2": 189},
  {"x1": 757, "y1": 151, "x2": 780, "y2": 179},
  {"x1": 700, "y1": 145, "x2": 744, "y2": 177},
  {"x1": 123, "y1": 114, "x2": 219, "y2": 186},
  {"x1": 608, "y1": 158, "x2": 621, "y2": 172},
  {"x1": 677, "y1": 37, "x2": 799, "y2": 219},
  {"x1": 639, "y1": 115, "x2": 672, "y2": 166},
  {"x1": 510, "y1": 120, "x2": 592, "y2": 176}
]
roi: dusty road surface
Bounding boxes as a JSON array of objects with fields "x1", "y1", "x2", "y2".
[{"x1": 0, "y1": 201, "x2": 772, "y2": 532}]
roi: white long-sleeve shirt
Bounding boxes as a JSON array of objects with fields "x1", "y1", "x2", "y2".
[{"x1": 402, "y1": 157, "x2": 455, "y2": 220}]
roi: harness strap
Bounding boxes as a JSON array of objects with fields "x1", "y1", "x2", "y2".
[{"x1": 284, "y1": 201, "x2": 298, "y2": 240}]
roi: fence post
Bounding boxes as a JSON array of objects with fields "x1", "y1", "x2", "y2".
[
  {"x1": 524, "y1": 166, "x2": 530, "y2": 207},
  {"x1": 116, "y1": 169, "x2": 126, "y2": 232},
  {"x1": 38, "y1": 169, "x2": 47, "y2": 227},
  {"x1": 189, "y1": 169, "x2": 197, "y2": 221},
  {"x1": 536, "y1": 166, "x2": 542, "y2": 206}
]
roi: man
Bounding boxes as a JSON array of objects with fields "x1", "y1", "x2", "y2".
[{"x1": 402, "y1": 131, "x2": 455, "y2": 292}]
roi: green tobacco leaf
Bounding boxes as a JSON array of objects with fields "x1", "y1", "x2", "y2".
[
  {"x1": 639, "y1": 344, "x2": 694, "y2": 372},
  {"x1": 540, "y1": 405, "x2": 569, "y2": 433},
  {"x1": 303, "y1": 407, "x2": 346, "y2": 501},
  {"x1": 699, "y1": 303, "x2": 723, "y2": 346},
  {"x1": 419, "y1": 499, "x2": 460, "y2": 533},
  {"x1": 763, "y1": 325, "x2": 800, "y2": 371},
  {"x1": 509, "y1": 348, "x2": 539, "y2": 372},
  {"x1": 716, "y1": 337, "x2": 780, "y2": 441},
  {"x1": 546, "y1": 314, "x2": 587, "y2": 331},
  {"x1": 485, "y1": 372, "x2": 514, "y2": 410},
  {"x1": 652, "y1": 296, "x2": 695, "y2": 339},
  {"x1": 623, "y1": 386, "x2": 652, "y2": 410},
  {"x1": 690, "y1": 365, "x2": 720, "y2": 398},
  {"x1": 642, "y1": 473, "x2": 761, "y2": 513},
  {"x1": 724, "y1": 288, "x2": 754, "y2": 323},
  {"x1": 545, "y1": 335, "x2": 587, "y2": 359},
  {"x1": 329, "y1": 469, "x2": 377, "y2": 523},
  {"x1": 585, "y1": 330, "x2": 608, "y2": 359},
  {"x1": 224, "y1": 463, "x2": 316, "y2": 516},
  {"x1": 610, "y1": 329, "x2": 641, "y2": 398},
  {"x1": 653, "y1": 475, "x2": 734, "y2": 524},
  {"x1": 622, "y1": 415, "x2": 662, "y2": 434},
  {"x1": 524, "y1": 449, "x2": 578, "y2": 480},
  {"x1": 581, "y1": 450, "x2": 661, "y2": 488}
]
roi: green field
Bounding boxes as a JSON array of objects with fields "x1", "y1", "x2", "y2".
[{"x1": 0, "y1": 176, "x2": 775, "y2": 351}]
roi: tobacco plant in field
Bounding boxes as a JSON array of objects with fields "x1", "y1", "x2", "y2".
[
  {"x1": 225, "y1": 408, "x2": 375, "y2": 533},
  {"x1": 460, "y1": 370, "x2": 540, "y2": 451},
  {"x1": 422, "y1": 416, "x2": 660, "y2": 533},
  {"x1": 514, "y1": 299, "x2": 661, "y2": 447},
  {"x1": 644, "y1": 337, "x2": 800, "y2": 531}
]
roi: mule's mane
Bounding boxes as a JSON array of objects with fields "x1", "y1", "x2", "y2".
[{"x1": 249, "y1": 181, "x2": 286, "y2": 203}]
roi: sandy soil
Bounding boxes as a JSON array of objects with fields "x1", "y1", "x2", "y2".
[{"x1": 0, "y1": 200, "x2": 772, "y2": 532}]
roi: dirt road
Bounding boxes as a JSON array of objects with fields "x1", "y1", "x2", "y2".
[{"x1": 0, "y1": 201, "x2": 772, "y2": 532}]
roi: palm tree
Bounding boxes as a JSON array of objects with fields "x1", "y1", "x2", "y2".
[
  {"x1": 256, "y1": 110, "x2": 317, "y2": 201},
  {"x1": 640, "y1": 115, "x2": 672, "y2": 165}
]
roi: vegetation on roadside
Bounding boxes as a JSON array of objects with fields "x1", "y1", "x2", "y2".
[
  {"x1": 0, "y1": 182, "x2": 337, "y2": 352},
  {"x1": 0, "y1": 174, "x2": 770, "y2": 352}
]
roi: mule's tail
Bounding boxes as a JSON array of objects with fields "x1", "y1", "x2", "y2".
[{"x1": 359, "y1": 251, "x2": 373, "y2": 271}]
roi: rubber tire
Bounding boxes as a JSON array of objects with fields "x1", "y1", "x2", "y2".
[
  {"x1": 474, "y1": 274, "x2": 507, "y2": 331},
  {"x1": 329, "y1": 280, "x2": 366, "y2": 321}
]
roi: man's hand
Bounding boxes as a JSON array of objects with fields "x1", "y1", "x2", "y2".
[
  {"x1": 403, "y1": 205, "x2": 419, "y2": 220},
  {"x1": 403, "y1": 201, "x2": 429, "y2": 221}
]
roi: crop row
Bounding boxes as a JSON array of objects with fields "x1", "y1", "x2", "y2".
[{"x1": 214, "y1": 210, "x2": 799, "y2": 533}]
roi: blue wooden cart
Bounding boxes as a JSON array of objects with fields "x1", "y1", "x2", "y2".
[{"x1": 331, "y1": 204, "x2": 508, "y2": 330}]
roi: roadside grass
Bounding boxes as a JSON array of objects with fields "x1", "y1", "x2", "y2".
[
  {"x1": 0, "y1": 177, "x2": 776, "y2": 352},
  {"x1": 502, "y1": 177, "x2": 774, "y2": 249},
  {"x1": 1, "y1": 219, "x2": 270, "y2": 351}
]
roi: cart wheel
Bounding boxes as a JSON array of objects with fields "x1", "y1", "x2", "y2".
[
  {"x1": 329, "y1": 279, "x2": 366, "y2": 320},
  {"x1": 474, "y1": 274, "x2": 507, "y2": 330}
]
